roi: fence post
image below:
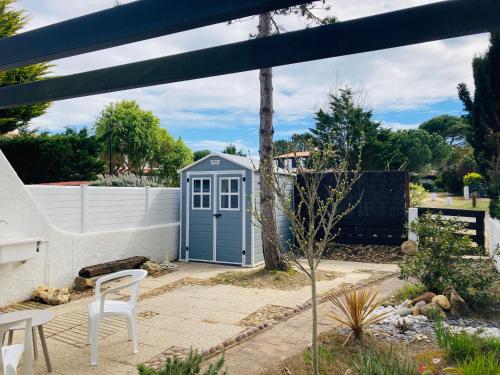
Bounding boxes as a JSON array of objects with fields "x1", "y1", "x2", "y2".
[
  {"x1": 464, "y1": 185, "x2": 470, "y2": 200},
  {"x1": 408, "y1": 207, "x2": 418, "y2": 241},
  {"x1": 81, "y1": 184, "x2": 88, "y2": 233},
  {"x1": 145, "y1": 186, "x2": 151, "y2": 226}
]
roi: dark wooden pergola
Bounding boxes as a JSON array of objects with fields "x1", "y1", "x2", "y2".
[{"x1": 0, "y1": 0, "x2": 499, "y2": 109}]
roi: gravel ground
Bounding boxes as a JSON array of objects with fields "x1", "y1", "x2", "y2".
[{"x1": 323, "y1": 243, "x2": 404, "y2": 263}]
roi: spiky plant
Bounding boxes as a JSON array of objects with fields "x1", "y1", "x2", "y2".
[{"x1": 329, "y1": 287, "x2": 388, "y2": 343}]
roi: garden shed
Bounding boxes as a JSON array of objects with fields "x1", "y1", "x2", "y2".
[{"x1": 178, "y1": 153, "x2": 291, "y2": 267}]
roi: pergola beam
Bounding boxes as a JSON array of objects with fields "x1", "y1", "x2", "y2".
[
  {"x1": 1, "y1": 0, "x2": 499, "y2": 109},
  {"x1": 0, "y1": 0, "x2": 311, "y2": 71}
]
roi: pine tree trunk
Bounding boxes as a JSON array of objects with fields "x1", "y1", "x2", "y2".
[{"x1": 258, "y1": 12, "x2": 288, "y2": 271}]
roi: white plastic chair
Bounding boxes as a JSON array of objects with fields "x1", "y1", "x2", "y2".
[
  {"x1": 0, "y1": 317, "x2": 32, "y2": 375},
  {"x1": 87, "y1": 269, "x2": 147, "y2": 366}
]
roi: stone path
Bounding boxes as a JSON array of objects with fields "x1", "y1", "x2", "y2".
[
  {"x1": 5, "y1": 261, "x2": 400, "y2": 375},
  {"x1": 207, "y1": 276, "x2": 406, "y2": 375}
]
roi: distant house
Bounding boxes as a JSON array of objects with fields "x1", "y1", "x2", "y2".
[{"x1": 274, "y1": 151, "x2": 310, "y2": 171}]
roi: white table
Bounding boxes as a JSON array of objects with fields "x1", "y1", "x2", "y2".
[{"x1": 0, "y1": 310, "x2": 54, "y2": 372}]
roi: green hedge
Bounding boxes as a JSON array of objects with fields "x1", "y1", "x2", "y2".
[{"x1": 0, "y1": 129, "x2": 104, "y2": 184}]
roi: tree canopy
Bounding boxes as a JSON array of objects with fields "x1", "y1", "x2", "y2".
[
  {"x1": 193, "y1": 149, "x2": 210, "y2": 161},
  {"x1": 274, "y1": 87, "x2": 451, "y2": 174},
  {"x1": 222, "y1": 144, "x2": 246, "y2": 157},
  {"x1": 458, "y1": 32, "x2": 500, "y2": 176},
  {"x1": 94, "y1": 100, "x2": 192, "y2": 185},
  {"x1": 0, "y1": 0, "x2": 51, "y2": 134},
  {"x1": 419, "y1": 115, "x2": 469, "y2": 145}
]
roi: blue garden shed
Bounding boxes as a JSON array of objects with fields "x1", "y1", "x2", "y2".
[{"x1": 178, "y1": 153, "x2": 291, "y2": 267}]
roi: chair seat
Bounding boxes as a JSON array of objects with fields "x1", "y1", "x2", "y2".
[
  {"x1": 2, "y1": 344, "x2": 24, "y2": 372},
  {"x1": 88, "y1": 300, "x2": 131, "y2": 317}
]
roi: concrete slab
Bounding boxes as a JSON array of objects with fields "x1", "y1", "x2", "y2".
[{"x1": 7, "y1": 260, "x2": 399, "y2": 375}]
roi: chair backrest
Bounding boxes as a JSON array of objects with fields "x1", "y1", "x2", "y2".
[
  {"x1": 0, "y1": 317, "x2": 32, "y2": 375},
  {"x1": 95, "y1": 269, "x2": 148, "y2": 312}
]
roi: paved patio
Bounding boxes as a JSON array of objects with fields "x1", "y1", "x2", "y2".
[{"x1": 9, "y1": 260, "x2": 399, "y2": 375}]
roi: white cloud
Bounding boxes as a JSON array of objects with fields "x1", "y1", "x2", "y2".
[
  {"x1": 380, "y1": 122, "x2": 420, "y2": 131},
  {"x1": 187, "y1": 139, "x2": 257, "y2": 156},
  {"x1": 11, "y1": 0, "x2": 490, "y2": 147}
]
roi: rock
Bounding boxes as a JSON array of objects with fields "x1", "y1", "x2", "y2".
[
  {"x1": 73, "y1": 276, "x2": 94, "y2": 292},
  {"x1": 415, "y1": 300, "x2": 427, "y2": 308},
  {"x1": 32, "y1": 285, "x2": 50, "y2": 302},
  {"x1": 401, "y1": 240, "x2": 418, "y2": 255},
  {"x1": 412, "y1": 306, "x2": 421, "y2": 316},
  {"x1": 432, "y1": 295, "x2": 451, "y2": 311},
  {"x1": 450, "y1": 291, "x2": 470, "y2": 317},
  {"x1": 419, "y1": 302, "x2": 446, "y2": 320},
  {"x1": 412, "y1": 292, "x2": 436, "y2": 305},
  {"x1": 141, "y1": 260, "x2": 162, "y2": 275},
  {"x1": 32, "y1": 285, "x2": 70, "y2": 305},
  {"x1": 395, "y1": 307, "x2": 412, "y2": 317}
]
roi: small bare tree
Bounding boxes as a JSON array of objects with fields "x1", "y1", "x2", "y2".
[{"x1": 253, "y1": 140, "x2": 363, "y2": 375}]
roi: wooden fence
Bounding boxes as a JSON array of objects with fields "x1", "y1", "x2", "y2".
[
  {"x1": 416, "y1": 207, "x2": 485, "y2": 249},
  {"x1": 295, "y1": 171, "x2": 409, "y2": 246}
]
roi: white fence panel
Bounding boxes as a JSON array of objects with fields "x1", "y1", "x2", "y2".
[
  {"x1": 26, "y1": 185, "x2": 180, "y2": 233},
  {"x1": 27, "y1": 186, "x2": 82, "y2": 232}
]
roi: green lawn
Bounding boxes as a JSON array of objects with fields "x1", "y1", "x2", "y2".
[{"x1": 420, "y1": 192, "x2": 490, "y2": 212}]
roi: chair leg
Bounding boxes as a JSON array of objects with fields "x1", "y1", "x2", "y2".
[
  {"x1": 90, "y1": 318, "x2": 99, "y2": 366},
  {"x1": 87, "y1": 319, "x2": 91, "y2": 344},
  {"x1": 126, "y1": 315, "x2": 133, "y2": 341},
  {"x1": 32, "y1": 328, "x2": 38, "y2": 360},
  {"x1": 129, "y1": 312, "x2": 138, "y2": 354}
]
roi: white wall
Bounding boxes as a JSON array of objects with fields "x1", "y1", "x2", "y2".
[
  {"x1": 0, "y1": 151, "x2": 180, "y2": 307},
  {"x1": 27, "y1": 185, "x2": 180, "y2": 233},
  {"x1": 490, "y1": 217, "x2": 500, "y2": 272}
]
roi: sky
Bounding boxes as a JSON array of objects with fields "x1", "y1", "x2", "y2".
[{"x1": 13, "y1": 0, "x2": 490, "y2": 155}]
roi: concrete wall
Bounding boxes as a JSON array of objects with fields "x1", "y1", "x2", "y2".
[
  {"x1": 490, "y1": 216, "x2": 500, "y2": 272},
  {"x1": 0, "y1": 151, "x2": 180, "y2": 307},
  {"x1": 27, "y1": 185, "x2": 180, "y2": 233}
]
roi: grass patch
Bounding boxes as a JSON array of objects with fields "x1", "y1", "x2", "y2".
[
  {"x1": 459, "y1": 353, "x2": 500, "y2": 375},
  {"x1": 260, "y1": 333, "x2": 418, "y2": 375},
  {"x1": 394, "y1": 283, "x2": 426, "y2": 302},
  {"x1": 421, "y1": 192, "x2": 490, "y2": 211},
  {"x1": 209, "y1": 268, "x2": 342, "y2": 290},
  {"x1": 435, "y1": 316, "x2": 500, "y2": 362}
]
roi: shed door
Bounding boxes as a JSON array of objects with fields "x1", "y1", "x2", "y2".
[
  {"x1": 188, "y1": 175, "x2": 213, "y2": 261},
  {"x1": 215, "y1": 174, "x2": 244, "y2": 264}
]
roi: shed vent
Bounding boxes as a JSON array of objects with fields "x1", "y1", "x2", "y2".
[{"x1": 211, "y1": 159, "x2": 221, "y2": 166}]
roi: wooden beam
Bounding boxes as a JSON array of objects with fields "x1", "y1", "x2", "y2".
[
  {"x1": 0, "y1": 0, "x2": 311, "y2": 71},
  {"x1": 1, "y1": 0, "x2": 499, "y2": 109}
]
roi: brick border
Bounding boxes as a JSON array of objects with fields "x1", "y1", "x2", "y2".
[{"x1": 143, "y1": 271, "x2": 399, "y2": 369}]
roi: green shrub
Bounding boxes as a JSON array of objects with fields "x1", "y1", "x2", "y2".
[
  {"x1": 463, "y1": 172, "x2": 484, "y2": 187},
  {"x1": 394, "y1": 283, "x2": 426, "y2": 302},
  {"x1": 421, "y1": 181, "x2": 436, "y2": 192},
  {"x1": 435, "y1": 317, "x2": 500, "y2": 362},
  {"x1": 399, "y1": 213, "x2": 496, "y2": 307},
  {"x1": 459, "y1": 353, "x2": 500, "y2": 375},
  {"x1": 351, "y1": 346, "x2": 417, "y2": 375},
  {"x1": 137, "y1": 351, "x2": 225, "y2": 375},
  {"x1": 91, "y1": 173, "x2": 165, "y2": 187},
  {"x1": 409, "y1": 183, "x2": 426, "y2": 207},
  {"x1": 440, "y1": 169, "x2": 463, "y2": 195}
]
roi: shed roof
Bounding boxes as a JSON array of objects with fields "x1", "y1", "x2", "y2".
[{"x1": 178, "y1": 152, "x2": 258, "y2": 172}]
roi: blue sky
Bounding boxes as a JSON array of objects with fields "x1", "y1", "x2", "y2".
[{"x1": 14, "y1": 0, "x2": 490, "y2": 155}]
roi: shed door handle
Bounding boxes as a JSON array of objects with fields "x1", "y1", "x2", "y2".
[{"x1": 213, "y1": 213, "x2": 221, "y2": 218}]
